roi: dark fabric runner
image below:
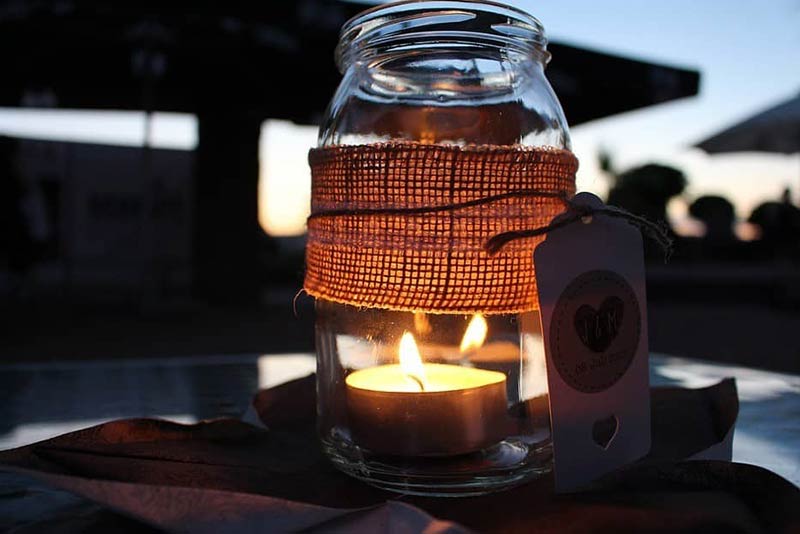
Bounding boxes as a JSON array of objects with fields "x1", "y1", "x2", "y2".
[{"x1": 1, "y1": 375, "x2": 797, "y2": 533}]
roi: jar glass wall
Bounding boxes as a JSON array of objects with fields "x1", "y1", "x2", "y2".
[
  {"x1": 316, "y1": 302, "x2": 552, "y2": 495},
  {"x1": 310, "y1": 0, "x2": 573, "y2": 496}
]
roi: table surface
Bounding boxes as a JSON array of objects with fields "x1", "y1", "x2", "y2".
[{"x1": 0, "y1": 352, "x2": 797, "y2": 486}]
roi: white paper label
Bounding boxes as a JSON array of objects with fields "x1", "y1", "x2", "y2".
[{"x1": 534, "y1": 192, "x2": 651, "y2": 493}]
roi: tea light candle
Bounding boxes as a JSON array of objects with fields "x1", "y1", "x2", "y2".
[{"x1": 346, "y1": 332, "x2": 508, "y2": 456}]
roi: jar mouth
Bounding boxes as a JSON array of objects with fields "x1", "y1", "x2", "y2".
[{"x1": 336, "y1": 0, "x2": 549, "y2": 72}]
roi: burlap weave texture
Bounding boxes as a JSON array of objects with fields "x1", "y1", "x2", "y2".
[{"x1": 305, "y1": 142, "x2": 578, "y2": 314}]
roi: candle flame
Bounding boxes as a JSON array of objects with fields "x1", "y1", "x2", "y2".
[
  {"x1": 399, "y1": 331, "x2": 427, "y2": 391},
  {"x1": 460, "y1": 314, "x2": 488, "y2": 354}
]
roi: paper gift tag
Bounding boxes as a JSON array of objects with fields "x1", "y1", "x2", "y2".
[{"x1": 534, "y1": 192, "x2": 651, "y2": 493}]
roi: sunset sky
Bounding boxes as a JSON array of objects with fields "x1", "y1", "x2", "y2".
[
  {"x1": 266, "y1": 0, "x2": 800, "y2": 235},
  {"x1": 0, "y1": 0, "x2": 797, "y2": 237},
  {"x1": 513, "y1": 0, "x2": 800, "y2": 221}
]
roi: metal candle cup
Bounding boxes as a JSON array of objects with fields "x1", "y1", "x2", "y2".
[{"x1": 345, "y1": 363, "x2": 508, "y2": 456}]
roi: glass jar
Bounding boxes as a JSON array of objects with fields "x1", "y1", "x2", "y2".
[{"x1": 309, "y1": 0, "x2": 573, "y2": 496}]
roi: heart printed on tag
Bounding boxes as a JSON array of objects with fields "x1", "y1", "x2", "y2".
[
  {"x1": 574, "y1": 296, "x2": 624, "y2": 353},
  {"x1": 549, "y1": 270, "x2": 641, "y2": 393},
  {"x1": 592, "y1": 415, "x2": 618, "y2": 450}
]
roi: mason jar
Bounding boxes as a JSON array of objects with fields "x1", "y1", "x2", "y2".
[{"x1": 306, "y1": 0, "x2": 576, "y2": 496}]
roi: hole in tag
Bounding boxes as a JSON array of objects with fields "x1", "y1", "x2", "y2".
[{"x1": 592, "y1": 415, "x2": 618, "y2": 450}]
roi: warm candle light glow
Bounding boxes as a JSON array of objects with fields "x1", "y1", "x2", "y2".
[
  {"x1": 345, "y1": 331, "x2": 508, "y2": 455},
  {"x1": 399, "y1": 331, "x2": 427, "y2": 391},
  {"x1": 460, "y1": 314, "x2": 488, "y2": 354}
]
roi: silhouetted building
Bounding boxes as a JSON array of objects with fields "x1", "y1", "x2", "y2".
[
  {"x1": 8, "y1": 139, "x2": 193, "y2": 296},
  {"x1": 0, "y1": 136, "x2": 34, "y2": 285}
]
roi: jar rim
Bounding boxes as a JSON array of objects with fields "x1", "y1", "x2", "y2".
[{"x1": 336, "y1": 0, "x2": 549, "y2": 72}]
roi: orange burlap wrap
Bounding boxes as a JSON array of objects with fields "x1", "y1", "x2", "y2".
[{"x1": 305, "y1": 142, "x2": 578, "y2": 314}]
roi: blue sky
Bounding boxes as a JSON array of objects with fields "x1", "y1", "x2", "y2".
[
  {"x1": 301, "y1": 0, "x2": 800, "y2": 230},
  {"x1": 514, "y1": 0, "x2": 799, "y2": 147},
  {"x1": 507, "y1": 0, "x2": 800, "y2": 217},
  {"x1": 288, "y1": 0, "x2": 800, "y2": 226}
]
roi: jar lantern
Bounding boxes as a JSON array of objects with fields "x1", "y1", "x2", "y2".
[{"x1": 306, "y1": 0, "x2": 578, "y2": 496}]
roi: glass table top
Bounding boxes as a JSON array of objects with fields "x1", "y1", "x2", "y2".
[{"x1": 0, "y1": 352, "x2": 797, "y2": 486}]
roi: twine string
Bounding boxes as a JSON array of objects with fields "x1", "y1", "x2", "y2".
[
  {"x1": 484, "y1": 199, "x2": 674, "y2": 258},
  {"x1": 308, "y1": 189, "x2": 673, "y2": 259},
  {"x1": 306, "y1": 189, "x2": 568, "y2": 221}
]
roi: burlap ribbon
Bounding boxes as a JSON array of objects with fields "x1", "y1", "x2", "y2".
[{"x1": 305, "y1": 142, "x2": 578, "y2": 314}]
